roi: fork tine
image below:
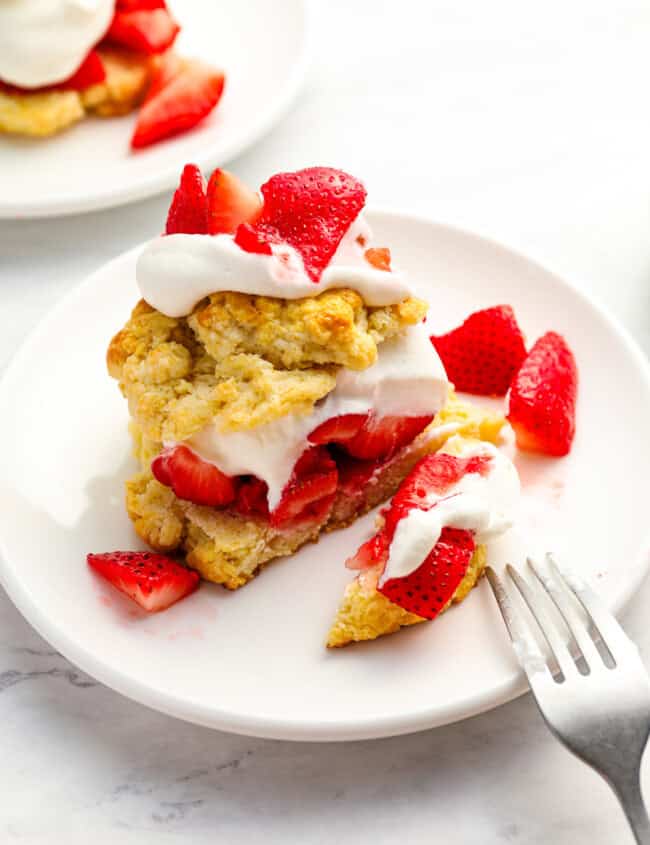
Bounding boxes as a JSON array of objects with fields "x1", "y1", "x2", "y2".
[
  {"x1": 485, "y1": 566, "x2": 548, "y2": 680},
  {"x1": 506, "y1": 563, "x2": 577, "y2": 679},
  {"x1": 527, "y1": 555, "x2": 603, "y2": 670},
  {"x1": 547, "y1": 554, "x2": 638, "y2": 664}
]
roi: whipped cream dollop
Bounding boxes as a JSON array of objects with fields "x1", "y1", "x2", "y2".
[
  {"x1": 137, "y1": 215, "x2": 414, "y2": 316},
  {"x1": 380, "y1": 440, "x2": 520, "y2": 584},
  {"x1": 0, "y1": 0, "x2": 115, "y2": 88},
  {"x1": 180, "y1": 324, "x2": 448, "y2": 510}
]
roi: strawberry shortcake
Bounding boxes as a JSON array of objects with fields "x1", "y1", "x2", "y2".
[
  {"x1": 0, "y1": 0, "x2": 224, "y2": 148},
  {"x1": 106, "y1": 165, "x2": 507, "y2": 596}
]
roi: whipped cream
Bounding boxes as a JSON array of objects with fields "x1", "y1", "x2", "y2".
[
  {"x1": 380, "y1": 440, "x2": 520, "y2": 584},
  {"x1": 181, "y1": 324, "x2": 448, "y2": 510},
  {"x1": 137, "y1": 215, "x2": 414, "y2": 317},
  {"x1": 0, "y1": 0, "x2": 115, "y2": 89}
]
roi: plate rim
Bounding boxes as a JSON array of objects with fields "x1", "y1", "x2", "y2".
[
  {"x1": 0, "y1": 0, "x2": 313, "y2": 220},
  {"x1": 1, "y1": 209, "x2": 649, "y2": 741}
]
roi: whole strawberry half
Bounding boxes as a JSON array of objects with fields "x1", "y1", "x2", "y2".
[
  {"x1": 151, "y1": 445, "x2": 237, "y2": 507},
  {"x1": 430, "y1": 305, "x2": 527, "y2": 396},
  {"x1": 378, "y1": 527, "x2": 475, "y2": 619},
  {"x1": 507, "y1": 331, "x2": 578, "y2": 456},
  {"x1": 87, "y1": 551, "x2": 199, "y2": 612},
  {"x1": 235, "y1": 167, "x2": 367, "y2": 282},
  {"x1": 165, "y1": 163, "x2": 208, "y2": 235}
]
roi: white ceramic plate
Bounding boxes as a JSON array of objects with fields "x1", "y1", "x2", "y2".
[
  {"x1": 0, "y1": 0, "x2": 310, "y2": 219},
  {"x1": 1, "y1": 211, "x2": 649, "y2": 741}
]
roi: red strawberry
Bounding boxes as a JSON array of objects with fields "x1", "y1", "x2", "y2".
[
  {"x1": 165, "y1": 164, "x2": 208, "y2": 235},
  {"x1": 116, "y1": 0, "x2": 166, "y2": 10},
  {"x1": 270, "y1": 446, "x2": 338, "y2": 529},
  {"x1": 144, "y1": 51, "x2": 184, "y2": 103},
  {"x1": 105, "y1": 7, "x2": 180, "y2": 54},
  {"x1": 235, "y1": 477, "x2": 270, "y2": 518},
  {"x1": 308, "y1": 414, "x2": 368, "y2": 446},
  {"x1": 59, "y1": 49, "x2": 106, "y2": 90},
  {"x1": 0, "y1": 49, "x2": 105, "y2": 94},
  {"x1": 431, "y1": 305, "x2": 527, "y2": 396},
  {"x1": 131, "y1": 64, "x2": 224, "y2": 149},
  {"x1": 207, "y1": 170, "x2": 263, "y2": 235},
  {"x1": 386, "y1": 451, "x2": 492, "y2": 536},
  {"x1": 88, "y1": 551, "x2": 199, "y2": 612},
  {"x1": 343, "y1": 414, "x2": 433, "y2": 460},
  {"x1": 507, "y1": 331, "x2": 577, "y2": 456},
  {"x1": 236, "y1": 168, "x2": 367, "y2": 282},
  {"x1": 378, "y1": 527, "x2": 475, "y2": 619},
  {"x1": 151, "y1": 445, "x2": 236, "y2": 507},
  {"x1": 364, "y1": 247, "x2": 391, "y2": 271}
]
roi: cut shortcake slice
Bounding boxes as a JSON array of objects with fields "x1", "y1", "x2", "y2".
[
  {"x1": 327, "y1": 435, "x2": 520, "y2": 647},
  {"x1": 108, "y1": 164, "x2": 507, "y2": 591}
]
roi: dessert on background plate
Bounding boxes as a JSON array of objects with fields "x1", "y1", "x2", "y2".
[
  {"x1": 94, "y1": 163, "x2": 578, "y2": 647},
  {"x1": 0, "y1": 0, "x2": 225, "y2": 148}
]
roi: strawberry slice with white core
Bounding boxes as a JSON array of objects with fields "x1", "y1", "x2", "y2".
[
  {"x1": 270, "y1": 446, "x2": 338, "y2": 529},
  {"x1": 207, "y1": 169, "x2": 262, "y2": 235},
  {"x1": 87, "y1": 551, "x2": 199, "y2": 612},
  {"x1": 308, "y1": 413, "x2": 432, "y2": 461},
  {"x1": 507, "y1": 331, "x2": 578, "y2": 456},
  {"x1": 151, "y1": 445, "x2": 236, "y2": 507}
]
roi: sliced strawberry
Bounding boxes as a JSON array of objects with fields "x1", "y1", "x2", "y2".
[
  {"x1": 431, "y1": 305, "x2": 527, "y2": 396},
  {"x1": 386, "y1": 452, "x2": 492, "y2": 536},
  {"x1": 131, "y1": 63, "x2": 225, "y2": 149},
  {"x1": 105, "y1": 7, "x2": 180, "y2": 54},
  {"x1": 343, "y1": 414, "x2": 433, "y2": 461},
  {"x1": 87, "y1": 551, "x2": 199, "y2": 612},
  {"x1": 335, "y1": 451, "x2": 385, "y2": 496},
  {"x1": 364, "y1": 247, "x2": 391, "y2": 271},
  {"x1": 207, "y1": 170, "x2": 262, "y2": 235},
  {"x1": 145, "y1": 51, "x2": 185, "y2": 103},
  {"x1": 151, "y1": 445, "x2": 236, "y2": 507},
  {"x1": 345, "y1": 531, "x2": 390, "y2": 571},
  {"x1": 60, "y1": 49, "x2": 106, "y2": 90},
  {"x1": 165, "y1": 163, "x2": 208, "y2": 235},
  {"x1": 308, "y1": 413, "x2": 368, "y2": 446},
  {"x1": 270, "y1": 446, "x2": 338, "y2": 529},
  {"x1": 378, "y1": 527, "x2": 475, "y2": 619},
  {"x1": 507, "y1": 331, "x2": 578, "y2": 456},
  {"x1": 236, "y1": 168, "x2": 367, "y2": 282},
  {"x1": 235, "y1": 477, "x2": 270, "y2": 518},
  {"x1": 116, "y1": 0, "x2": 166, "y2": 10}
]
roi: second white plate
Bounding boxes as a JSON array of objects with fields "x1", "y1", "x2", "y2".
[
  {"x1": 0, "y1": 0, "x2": 310, "y2": 218},
  {"x1": 1, "y1": 211, "x2": 649, "y2": 740}
]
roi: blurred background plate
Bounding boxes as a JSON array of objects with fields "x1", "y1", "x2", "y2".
[{"x1": 0, "y1": 0, "x2": 310, "y2": 219}]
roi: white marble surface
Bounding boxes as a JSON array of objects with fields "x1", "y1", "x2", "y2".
[{"x1": 1, "y1": 1, "x2": 650, "y2": 842}]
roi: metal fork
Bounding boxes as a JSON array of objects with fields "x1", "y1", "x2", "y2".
[{"x1": 486, "y1": 553, "x2": 650, "y2": 845}]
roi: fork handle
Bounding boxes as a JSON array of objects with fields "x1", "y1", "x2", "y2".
[{"x1": 612, "y1": 773, "x2": 650, "y2": 845}]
